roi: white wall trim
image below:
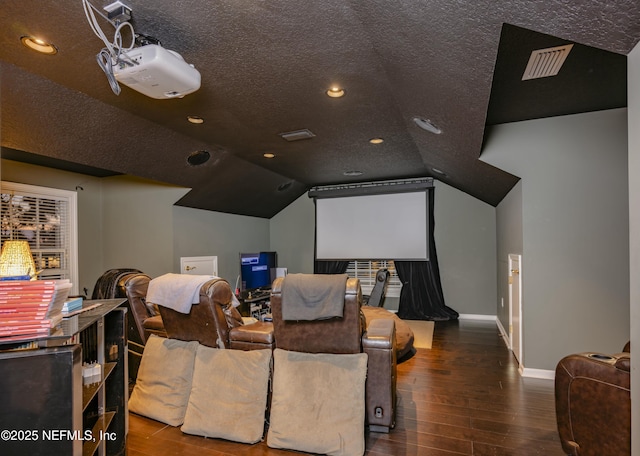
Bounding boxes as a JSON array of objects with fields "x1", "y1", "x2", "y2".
[
  {"x1": 495, "y1": 316, "x2": 511, "y2": 350},
  {"x1": 458, "y1": 314, "x2": 554, "y2": 380},
  {"x1": 458, "y1": 313, "x2": 497, "y2": 321},
  {"x1": 520, "y1": 367, "x2": 555, "y2": 380}
]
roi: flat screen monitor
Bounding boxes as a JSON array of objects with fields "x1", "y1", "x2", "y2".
[{"x1": 240, "y1": 251, "x2": 277, "y2": 291}]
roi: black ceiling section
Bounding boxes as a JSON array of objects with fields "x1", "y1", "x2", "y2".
[
  {"x1": 486, "y1": 24, "x2": 628, "y2": 126},
  {"x1": 1, "y1": 147, "x2": 122, "y2": 178}
]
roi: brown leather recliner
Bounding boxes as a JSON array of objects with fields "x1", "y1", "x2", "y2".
[
  {"x1": 270, "y1": 276, "x2": 397, "y2": 433},
  {"x1": 119, "y1": 272, "x2": 167, "y2": 344},
  {"x1": 158, "y1": 277, "x2": 274, "y2": 350},
  {"x1": 555, "y1": 343, "x2": 631, "y2": 456},
  {"x1": 117, "y1": 272, "x2": 167, "y2": 381}
]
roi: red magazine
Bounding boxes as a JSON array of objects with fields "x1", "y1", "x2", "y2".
[{"x1": 0, "y1": 327, "x2": 51, "y2": 337}]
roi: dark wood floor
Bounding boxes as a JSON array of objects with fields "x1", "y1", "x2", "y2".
[{"x1": 127, "y1": 319, "x2": 565, "y2": 455}]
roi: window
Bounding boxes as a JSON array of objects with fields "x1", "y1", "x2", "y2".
[
  {"x1": 1, "y1": 182, "x2": 78, "y2": 294},
  {"x1": 346, "y1": 260, "x2": 402, "y2": 298}
]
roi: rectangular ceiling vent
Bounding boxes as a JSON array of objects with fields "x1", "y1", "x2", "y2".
[
  {"x1": 279, "y1": 129, "x2": 316, "y2": 141},
  {"x1": 522, "y1": 44, "x2": 574, "y2": 80}
]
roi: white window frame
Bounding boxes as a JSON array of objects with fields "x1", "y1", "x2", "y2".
[
  {"x1": 346, "y1": 260, "x2": 402, "y2": 298},
  {"x1": 1, "y1": 182, "x2": 79, "y2": 295}
]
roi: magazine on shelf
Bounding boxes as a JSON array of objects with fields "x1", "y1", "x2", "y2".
[{"x1": 0, "y1": 279, "x2": 72, "y2": 339}]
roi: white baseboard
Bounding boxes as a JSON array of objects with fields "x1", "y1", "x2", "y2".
[
  {"x1": 520, "y1": 367, "x2": 555, "y2": 380},
  {"x1": 495, "y1": 317, "x2": 511, "y2": 349},
  {"x1": 456, "y1": 314, "x2": 555, "y2": 380},
  {"x1": 458, "y1": 313, "x2": 497, "y2": 321}
]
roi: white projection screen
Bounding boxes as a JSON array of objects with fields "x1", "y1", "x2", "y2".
[{"x1": 315, "y1": 191, "x2": 429, "y2": 260}]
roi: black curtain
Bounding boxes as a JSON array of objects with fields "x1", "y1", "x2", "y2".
[
  {"x1": 396, "y1": 187, "x2": 458, "y2": 321},
  {"x1": 314, "y1": 261, "x2": 349, "y2": 274}
]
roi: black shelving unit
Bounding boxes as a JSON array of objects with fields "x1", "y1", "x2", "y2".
[{"x1": 0, "y1": 299, "x2": 127, "y2": 456}]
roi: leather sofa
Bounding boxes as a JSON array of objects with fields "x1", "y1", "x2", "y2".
[
  {"x1": 158, "y1": 277, "x2": 274, "y2": 351},
  {"x1": 270, "y1": 276, "x2": 397, "y2": 433},
  {"x1": 555, "y1": 344, "x2": 630, "y2": 455}
]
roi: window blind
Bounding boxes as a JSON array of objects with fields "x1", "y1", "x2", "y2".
[
  {"x1": 1, "y1": 182, "x2": 78, "y2": 293},
  {"x1": 346, "y1": 260, "x2": 402, "y2": 298}
]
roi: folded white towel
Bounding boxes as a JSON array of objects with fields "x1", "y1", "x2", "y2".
[{"x1": 147, "y1": 273, "x2": 216, "y2": 314}]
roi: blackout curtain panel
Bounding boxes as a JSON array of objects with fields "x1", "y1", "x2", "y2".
[
  {"x1": 396, "y1": 188, "x2": 458, "y2": 321},
  {"x1": 314, "y1": 261, "x2": 349, "y2": 274}
]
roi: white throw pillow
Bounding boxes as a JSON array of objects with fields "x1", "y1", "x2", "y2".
[
  {"x1": 181, "y1": 346, "x2": 272, "y2": 444},
  {"x1": 128, "y1": 335, "x2": 199, "y2": 426},
  {"x1": 267, "y1": 348, "x2": 367, "y2": 456}
]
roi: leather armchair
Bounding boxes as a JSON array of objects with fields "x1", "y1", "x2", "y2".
[
  {"x1": 158, "y1": 278, "x2": 274, "y2": 351},
  {"x1": 116, "y1": 272, "x2": 166, "y2": 381},
  {"x1": 270, "y1": 276, "x2": 397, "y2": 433},
  {"x1": 91, "y1": 269, "x2": 167, "y2": 381},
  {"x1": 555, "y1": 344, "x2": 630, "y2": 455},
  {"x1": 119, "y1": 272, "x2": 166, "y2": 344}
]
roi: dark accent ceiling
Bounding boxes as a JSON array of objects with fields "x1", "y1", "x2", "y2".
[{"x1": 1, "y1": 1, "x2": 638, "y2": 218}]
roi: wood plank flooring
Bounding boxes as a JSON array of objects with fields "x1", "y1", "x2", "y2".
[{"x1": 127, "y1": 319, "x2": 565, "y2": 455}]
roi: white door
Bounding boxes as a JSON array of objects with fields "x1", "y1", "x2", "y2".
[
  {"x1": 508, "y1": 254, "x2": 522, "y2": 365},
  {"x1": 180, "y1": 256, "x2": 218, "y2": 276}
]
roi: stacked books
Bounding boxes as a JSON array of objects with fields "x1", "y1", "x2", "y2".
[
  {"x1": 60, "y1": 297, "x2": 84, "y2": 334},
  {"x1": 0, "y1": 279, "x2": 72, "y2": 340},
  {"x1": 62, "y1": 296, "x2": 83, "y2": 314}
]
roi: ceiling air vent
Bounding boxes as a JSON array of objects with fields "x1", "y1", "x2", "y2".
[
  {"x1": 279, "y1": 129, "x2": 316, "y2": 141},
  {"x1": 522, "y1": 44, "x2": 574, "y2": 80}
]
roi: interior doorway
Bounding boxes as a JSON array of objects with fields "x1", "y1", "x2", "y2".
[{"x1": 508, "y1": 254, "x2": 522, "y2": 365}]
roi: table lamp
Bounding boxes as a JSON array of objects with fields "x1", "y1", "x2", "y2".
[{"x1": 0, "y1": 240, "x2": 37, "y2": 278}]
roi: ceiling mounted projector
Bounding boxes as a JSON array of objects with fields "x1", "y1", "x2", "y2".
[{"x1": 114, "y1": 44, "x2": 201, "y2": 99}]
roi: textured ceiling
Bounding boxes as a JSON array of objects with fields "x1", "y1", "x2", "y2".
[{"x1": 1, "y1": 1, "x2": 638, "y2": 217}]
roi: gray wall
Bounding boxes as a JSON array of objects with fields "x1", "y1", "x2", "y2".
[
  {"x1": 101, "y1": 176, "x2": 189, "y2": 279},
  {"x1": 628, "y1": 42, "x2": 639, "y2": 456},
  {"x1": 172, "y1": 205, "x2": 271, "y2": 285},
  {"x1": 482, "y1": 108, "x2": 630, "y2": 371},
  {"x1": 269, "y1": 193, "x2": 315, "y2": 275},
  {"x1": 100, "y1": 175, "x2": 272, "y2": 287},
  {"x1": 434, "y1": 181, "x2": 497, "y2": 316}
]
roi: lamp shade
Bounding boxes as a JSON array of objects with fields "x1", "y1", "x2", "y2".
[{"x1": 0, "y1": 240, "x2": 37, "y2": 278}]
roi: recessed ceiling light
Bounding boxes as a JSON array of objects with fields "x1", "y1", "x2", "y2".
[
  {"x1": 431, "y1": 167, "x2": 447, "y2": 177},
  {"x1": 343, "y1": 170, "x2": 363, "y2": 177},
  {"x1": 187, "y1": 150, "x2": 210, "y2": 166},
  {"x1": 369, "y1": 138, "x2": 384, "y2": 144},
  {"x1": 413, "y1": 117, "x2": 442, "y2": 135},
  {"x1": 277, "y1": 181, "x2": 293, "y2": 192},
  {"x1": 20, "y1": 35, "x2": 57, "y2": 55},
  {"x1": 326, "y1": 86, "x2": 345, "y2": 98},
  {"x1": 187, "y1": 115, "x2": 204, "y2": 124},
  {"x1": 263, "y1": 153, "x2": 275, "y2": 158}
]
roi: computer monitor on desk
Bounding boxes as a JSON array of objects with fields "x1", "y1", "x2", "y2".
[{"x1": 239, "y1": 251, "x2": 278, "y2": 294}]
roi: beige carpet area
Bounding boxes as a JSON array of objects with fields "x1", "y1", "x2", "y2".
[{"x1": 405, "y1": 320, "x2": 435, "y2": 349}]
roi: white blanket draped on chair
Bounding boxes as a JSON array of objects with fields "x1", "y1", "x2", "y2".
[{"x1": 147, "y1": 273, "x2": 221, "y2": 314}]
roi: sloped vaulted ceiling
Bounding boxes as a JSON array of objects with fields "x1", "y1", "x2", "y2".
[{"x1": 1, "y1": 1, "x2": 638, "y2": 217}]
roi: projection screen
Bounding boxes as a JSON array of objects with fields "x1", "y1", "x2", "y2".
[{"x1": 315, "y1": 190, "x2": 429, "y2": 260}]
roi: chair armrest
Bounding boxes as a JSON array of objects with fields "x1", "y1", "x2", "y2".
[
  {"x1": 229, "y1": 321, "x2": 274, "y2": 350},
  {"x1": 362, "y1": 318, "x2": 397, "y2": 432},
  {"x1": 362, "y1": 318, "x2": 395, "y2": 350},
  {"x1": 555, "y1": 352, "x2": 630, "y2": 455}
]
